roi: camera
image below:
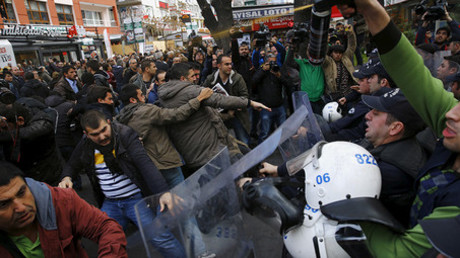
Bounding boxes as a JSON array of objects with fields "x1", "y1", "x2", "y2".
[
  {"x1": 230, "y1": 25, "x2": 244, "y2": 39},
  {"x1": 287, "y1": 22, "x2": 310, "y2": 46},
  {"x1": 415, "y1": 0, "x2": 447, "y2": 21},
  {"x1": 254, "y1": 24, "x2": 271, "y2": 48},
  {"x1": 269, "y1": 61, "x2": 280, "y2": 72}
]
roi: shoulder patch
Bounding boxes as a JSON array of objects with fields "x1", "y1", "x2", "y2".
[{"x1": 348, "y1": 108, "x2": 355, "y2": 114}]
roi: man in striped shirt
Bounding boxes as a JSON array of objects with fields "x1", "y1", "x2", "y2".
[{"x1": 59, "y1": 109, "x2": 186, "y2": 257}]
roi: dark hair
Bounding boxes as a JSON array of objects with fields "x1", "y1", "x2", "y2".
[
  {"x1": 86, "y1": 60, "x2": 100, "y2": 72},
  {"x1": 385, "y1": 113, "x2": 420, "y2": 139},
  {"x1": 190, "y1": 62, "x2": 200, "y2": 71},
  {"x1": 3, "y1": 71, "x2": 12, "y2": 77},
  {"x1": 240, "y1": 42, "x2": 249, "y2": 47},
  {"x1": 102, "y1": 63, "x2": 110, "y2": 71},
  {"x1": 0, "y1": 161, "x2": 24, "y2": 187},
  {"x1": 24, "y1": 72, "x2": 34, "y2": 80},
  {"x1": 445, "y1": 55, "x2": 460, "y2": 69},
  {"x1": 119, "y1": 84, "x2": 140, "y2": 106},
  {"x1": 87, "y1": 86, "x2": 111, "y2": 104},
  {"x1": 436, "y1": 26, "x2": 451, "y2": 37},
  {"x1": 167, "y1": 63, "x2": 192, "y2": 80},
  {"x1": 155, "y1": 70, "x2": 166, "y2": 82},
  {"x1": 377, "y1": 74, "x2": 397, "y2": 88},
  {"x1": 217, "y1": 54, "x2": 231, "y2": 65},
  {"x1": 140, "y1": 59, "x2": 155, "y2": 72},
  {"x1": 80, "y1": 109, "x2": 107, "y2": 131},
  {"x1": 0, "y1": 102, "x2": 32, "y2": 125},
  {"x1": 81, "y1": 72, "x2": 95, "y2": 86},
  {"x1": 62, "y1": 65, "x2": 75, "y2": 74}
]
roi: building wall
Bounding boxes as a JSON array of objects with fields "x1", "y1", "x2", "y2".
[{"x1": 5, "y1": 0, "x2": 121, "y2": 36}]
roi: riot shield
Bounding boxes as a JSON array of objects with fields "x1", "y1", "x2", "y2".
[
  {"x1": 134, "y1": 106, "x2": 311, "y2": 258},
  {"x1": 278, "y1": 91, "x2": 324, "y2": 161},
  {"x1": 416, "y1": 47, "x2": 451, "y2": 77}
]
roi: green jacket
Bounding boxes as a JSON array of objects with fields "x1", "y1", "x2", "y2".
[{"x1": 360, "y1": 21, "x2": 460, "y2": 257}]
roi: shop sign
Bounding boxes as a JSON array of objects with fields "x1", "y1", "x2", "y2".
[
  {"x1": 0, "y1": 40, "x2": 17, "y2": 68},
  {"x1": 0, "y1": 24, "x2": 96, "y2": 38},
  {"x1": 233, "y1": 5, "x2": 293, "y2": 20},
  {"x1": 252, "y1": 15, "x2": 294, "y2": 30}
]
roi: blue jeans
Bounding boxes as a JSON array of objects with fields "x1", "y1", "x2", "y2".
[
  {"x1": 101, "y1": 193, "x2": 186, "y2": 257},
  {"x1": 258, "y1": 106, "x2": 286, "y2": 143},
  {"x1": 230, "y1": 117, "x2": 249, "y2": 145},
  {"x1": 160, "y1": 167, "x2": 185, "y2": 189},
  {"x1": 160, "y1": 167, "x2": 207, "y2": 256}
]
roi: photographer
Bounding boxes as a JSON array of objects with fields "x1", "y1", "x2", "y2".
[
  {"x1": 415, "y1": 7, "x2": 460, "y2": 51},
  {"x1": 252, "y1": 54, "x2": 292, "y2": 143}
]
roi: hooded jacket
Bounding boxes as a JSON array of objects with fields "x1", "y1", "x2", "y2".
[
  {"x1": 116, "y1": 99, "x2": 201, "y2": 170},
  {"x1": 94, "y1": 70, "x2": 111, "y2": 88},
  {"x1": 0, "y1": 178, "x2": 127, "y2": 257},
  {"x1": 45, "y1": 95, "x2": 75, "y2": 147},
  {"x1": 158, "y1": 80, "x2": 249, "y2": 168},
  {"x1": 202, "y1": 70, "x2": 250, "y2": 133}
]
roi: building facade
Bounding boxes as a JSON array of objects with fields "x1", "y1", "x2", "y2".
[{"x1": 0, "y1": 0, "x2": 121, "y2": 66}]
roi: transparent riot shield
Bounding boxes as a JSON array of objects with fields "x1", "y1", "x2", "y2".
[
  {"x1": 416, "y1": 47, "x2": 451, "y2": 77},
  {"x1": 134, "y1": 105, "x2": 311, "y2": 258},
  {"x1": 278, "y1": 91, "x2": 324, "y2": 161}
]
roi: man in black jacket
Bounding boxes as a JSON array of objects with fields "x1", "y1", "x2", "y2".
[
  {"x1": 0, "y1": 100, "x2": 62, "y2": 185},
  {"x1": 58, "y1": 109, "x2": 186, "y2": 257},
  {"x1": 19, "y1": 72, "x2": 49, "y2": 99},
  {"x1": 252, "y1": 55, "x2": 292, "y2": 143}
]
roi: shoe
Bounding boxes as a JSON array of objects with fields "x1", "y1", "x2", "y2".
[{"x1": 198, "y1": 251, "x2": 217, "y2": 258}]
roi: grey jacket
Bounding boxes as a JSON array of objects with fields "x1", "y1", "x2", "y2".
[
  {"x1": 203, "y1": 70, "x2": 250, "y2": 133},
  {"x1": 158, "y1": 80, "x2": 249, "y2": 168},
  {"x1": 116, "y1": 100, "x2": 201, "y2": 170}
]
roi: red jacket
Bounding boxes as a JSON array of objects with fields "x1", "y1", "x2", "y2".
[{"x1": 0, "y1": 178, "x2": 127, "y2": 257}]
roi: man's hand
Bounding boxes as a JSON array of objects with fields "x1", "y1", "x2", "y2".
[
  {"x1": 292, "y1": 126, "x2": 308, "y2": 139},
  {"x1": 59, "y1": 176, "x2": 73, "y2": 188},
  {"x1": 443, "y1": 6, "x2": 453, "y2": 22},
  {"x1": 197, "y1": 88, "x2": 213, "y2": 101},
  {"x1": 271, "y1": 70, "x2": 282, "y2": 78},
  {"x1": 259, "y1": 162, "x2": 278, "y2": 177},
  {"x1": 250, "y1": 100, "x2": 271, "y2": 112},
  {"x1": 338, "y1": 0, "x2": 390, "y2": 35},
  {"x1": 338, "y1": 97, "x2": 347, "y2": 105},
  {"x1": 227, "y1": 109, "x2": 235, "y2": 118},
  {"x1": 159, "y1": 192, "x2": 184, "y2": 216}
]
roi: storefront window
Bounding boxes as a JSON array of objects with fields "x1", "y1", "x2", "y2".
[
  {"x1": 56, "y1": 4, "x2": 74, "y2": 25},
  {"x1": 81, "y1": 10, "x2": 103, "y2": 26},
  {"x1": 0, "y1": 0, "x2": 17, "y2": 23},
  {"x1": 25, "y1": 0, "x2": 49, "y2": 24}
]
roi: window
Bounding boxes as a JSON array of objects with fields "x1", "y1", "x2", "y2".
[
  {"x1": 0, "y1": 0, "x2": 17, "y2": 23},
  {"x1": 109, "y1": 8, "x2": 117, "y2": 27},
  {"x1": 56, "y1": 4, "x2": 73, "y2": 25},
  {"x1": 25, "y1": 0, "x2": 49, "y2": 24},
  {"x1": 81, "y1": 10, "x2": 103, "y2": 26}
]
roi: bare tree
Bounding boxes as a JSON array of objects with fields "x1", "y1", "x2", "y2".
[{"x1": 196, "y1": 0, "x2": 233, "y2": 53}]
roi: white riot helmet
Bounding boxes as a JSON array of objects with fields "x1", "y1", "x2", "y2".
[
  {"x1": 283, "y1": 141, "x2": 403, "y2": 257},
  {"x1": 322, "y1": 102, "x2": 342, "y2": 122}
]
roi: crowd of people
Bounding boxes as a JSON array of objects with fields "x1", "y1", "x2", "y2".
[{"x1": 1, "y1": 0, "x2": 460, "y2": 256}]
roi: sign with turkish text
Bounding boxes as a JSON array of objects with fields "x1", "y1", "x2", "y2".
[{"x1": 233, "y1": 5, "x2": 293, "y2": 20}]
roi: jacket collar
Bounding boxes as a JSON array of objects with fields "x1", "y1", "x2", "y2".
[
  {"x1": 26, "y1": 178, "x2": 57, "y2": 230},
  {"x1": 211, "y1": 70, "x2": 235, "y2": 85}
]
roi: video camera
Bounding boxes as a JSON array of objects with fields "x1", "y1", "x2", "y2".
[
  {"x1": 254, "y1": 24, "x2": 271, "y2": 48},
  {"x1": 415, "y1": 0, "x2": 447, "y2": 21},
  {"x1": 287, "y1": 22, "x2": 310, "y2": 46}
]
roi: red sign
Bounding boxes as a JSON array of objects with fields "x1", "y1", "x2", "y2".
[
  {"x1": 251, "y1": 16, "x2": 294, "y2": 31},
  {"x1": 159, "y1": 1, "x2": 168, "y2": 9}
]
